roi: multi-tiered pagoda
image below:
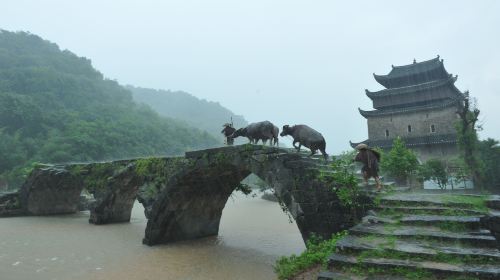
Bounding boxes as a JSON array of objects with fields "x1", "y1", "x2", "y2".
[{"x1": 350, "y1": 56, "x2": 465, "y2": 161}]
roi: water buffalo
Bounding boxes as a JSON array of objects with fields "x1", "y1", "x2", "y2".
[
  {"x1": 280, "y1": 124, "x2": 328, "y2": 160},
  {"x1": 231, "y1": 121, "x2": 279, "y2": 146}
]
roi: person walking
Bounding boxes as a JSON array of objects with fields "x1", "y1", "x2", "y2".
[
  {"x1": 354, "y1": 143, "x2": 382, "y2": 191},
  {"x1": 221, "y1": 123, "x2": 236, "y2": 145}
]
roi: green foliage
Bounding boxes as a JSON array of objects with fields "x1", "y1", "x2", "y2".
[
  {"x1": 418, "y1": 159, "x2": 448, "y2": 189},
  {"x1": 79, "y1": 162, "x2": 119, "y2": 193},
  {"x1": 0, "y1": 31, "x2": 218, "y2": 188},
  {"x1": 380, "y1": 137, "x2": 419, "y2": 185},
  {"x1": 135, "y1": 158, "x2": 168, "y2": 177},
  {"x1": 477, "y1": 138, "x2": 500, "y2": 191},
  {"x1": 448, "y1": 158, "x2": 472, "y2": 188},
  {"x1": 317, "y1": 151, "x2": 366, "y2": 208},
  {"x1": 213, "y1": 151, "x2": 230, "y2": 165},
  {"x1": 455, "y1": 92, "x2": 483, "y2": 188},
  {"x1": 135, "y1": 157, "x2": 191, "y2": 200},
  {"x1": 441, "y1": 194, "x2": 487, "y2": 212},
  {"x1": 336, "y1": 184, "x2": 362, "y2": 208},
  {"x1": 274, "y1": 231, "x2": 348, "y2": 280}
]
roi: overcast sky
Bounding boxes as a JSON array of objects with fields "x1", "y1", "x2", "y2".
[{"x1": 1, "y1": 1, "x2": 499, "y2": 154}]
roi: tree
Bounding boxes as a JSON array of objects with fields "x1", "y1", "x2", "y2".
[
  {"x1": 418, "y1": 159, "x2": 448, "y2": 189},
  {"x1": 380, "y1": 137, "x2": 419, "y2": 186},
  {"x1": 456, "y1": 91, "x2": 483, "y2": 188},
  {"x1": 448, "y1": 157, "x2": 471, "y2": 189},
  {"x1": 477, "y1": 138, "x2": 500, "y2": 191}
]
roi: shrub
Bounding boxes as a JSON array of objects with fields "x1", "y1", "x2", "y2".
[
  {"x1": 418, "y1": 159, "x2": 448, "y2": 189},
  {"x1": 380, "y1": 137, "x2": 419, "y2": 185},
  {"x1": 274, "y1": 231, "x2": 347, "y2": 280}
]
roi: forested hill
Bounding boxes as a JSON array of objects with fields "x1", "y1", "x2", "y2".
[
  {"x1": 0, "y1": 30, "x2": 218, "y2": 188},
  {"x1": 128, "y1": 86, "x2": 247, "y2": 139}
]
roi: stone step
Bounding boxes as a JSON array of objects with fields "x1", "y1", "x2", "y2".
[
  {"x1": 317, "y1": 271, "x2": 405, "y2": 280},
  {"x1": 349, "y1": 223, "x2": 497, "y2": 247},
  {"x1": 377, "y1": 205, "x2": 486, "y2": 216},
  {"x1": 486, "y1": 195, "x2": 500, "y2": 210},
  {"x1": 398, "y1": 214, "x2": 483, "y2": 229},
  {"x1": 327, "y1": 253, "x2": 500, "y2": 280},
  {"x1": 359, "y1": 214, "x2": 483, "y2": 230},
  {"x1": 380, "y1": 193, "x2": 487, "y2": 209},
  {"x1": 336, "y1": 235, "x2": 500, "y2": 262}
]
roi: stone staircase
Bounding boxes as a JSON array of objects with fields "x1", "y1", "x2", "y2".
[{"x1": 317, "y1": 192, "x2": 500, "y2": 280}]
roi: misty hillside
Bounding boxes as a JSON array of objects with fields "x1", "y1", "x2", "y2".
[
  {"x1": 0, "y1": 30, "x2": 218, "y2": 187},
  {"x1": 128, "y1": 86, "x2": 247, "y2": 139}
]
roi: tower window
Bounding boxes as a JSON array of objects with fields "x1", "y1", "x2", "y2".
[
  {"x1": 430, "y1": 124, "x2": 436, "y2": 133},
  {"x1": 385, "y1": 129, "x2": 389, "y2": 138},
  {"x1": 407, "y1": 125, "x2": 412, "y2": 133}
]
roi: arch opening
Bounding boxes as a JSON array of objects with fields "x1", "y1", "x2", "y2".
[{"x1": 217, "y1": 172, "x2": 306, "y2": 256}]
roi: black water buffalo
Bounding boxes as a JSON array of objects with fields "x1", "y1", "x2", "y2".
[
  {"x1": 231, "y1": 121, "x2": 279, "y2": 146},
  {"x1": 280, "y1": 124, "x2": 328, "y2": 159}
]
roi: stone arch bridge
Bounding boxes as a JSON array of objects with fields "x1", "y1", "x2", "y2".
[{"x1": 2, "y1": 145, "x2": 370, "y2": 246}]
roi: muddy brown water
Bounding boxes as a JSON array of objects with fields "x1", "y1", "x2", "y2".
[{"x1": 0, "y1": 193, "x2": 305, "y2": 280}]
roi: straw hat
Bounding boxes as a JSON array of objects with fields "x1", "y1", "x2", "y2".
[{"x1": 355, "y1": 143, "x2": 368, "y2": 150}]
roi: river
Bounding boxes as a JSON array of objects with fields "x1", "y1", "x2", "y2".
[{"x1": 0, "y1": 193, "x2": 305, "y2": 280}]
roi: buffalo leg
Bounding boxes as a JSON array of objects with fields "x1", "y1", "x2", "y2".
[
  {"x1": 320, "y1": 148, "x2": 328, "y2": 161},
  {"x1": 309, "y1": 149, "x2": 317, "y2": 157}
]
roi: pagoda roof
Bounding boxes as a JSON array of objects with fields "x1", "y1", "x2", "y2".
[
  {"x1": 366, "y1": 75, "x2": 459, "y2": 99},
  {"x1": 358, "y1": 98, "x2": 460, "y2": 118},
  {"x1": 349, "y1": 133, "x2": 458, "y2": 149},
  {"x1": 373, "y1": 56, "x2": 449, "y2": 88}
]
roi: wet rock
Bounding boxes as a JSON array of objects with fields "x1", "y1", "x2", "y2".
[
  {"x1": 481, "y1": 211, "x2": 500, "y2": 248},
  {"x1": 78, "y1": 195, "x2": 95, "y2": 211},
  {"x1": 350, "y1": 223, "x2": 497, "y2": 247},
  {"x1": 88, "y1": 162, "x2": 143, "y2": 224},
  {"x1": 19, "y1": 166, "x2": 84, "y2": 215},
  {"x1": 362, "y1": 215, "x2": 396, "y2": 224},
  {"x1": 486, "y1": 196, "x2": 500, "y2": 210},
  {"x1": 337, "y1": 235, "x2": 500, "y2": 260},
  {"x1": 0, "y1": 191, "x2": 24, "y2": 216},
  {"x1": 399, "y1": 214, "x2": 482, "y2": 230},
  {"x1": 261, "y1": 192, "x2": 278, "y2": 202},
  {"x1": 328, "y1": 253, "x2": 500, "y2": 279},
  {"x1": 367, "y1": 209, "x2": 377, "y2": 216}
]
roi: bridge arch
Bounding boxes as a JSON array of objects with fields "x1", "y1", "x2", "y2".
[{"x1": 142, "y1": 145, "x2": 360, "y2": 246}]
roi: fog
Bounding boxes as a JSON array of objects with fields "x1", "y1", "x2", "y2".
[{"x1": 1, "y1": 0, "x2": 499, "y2": 154}]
